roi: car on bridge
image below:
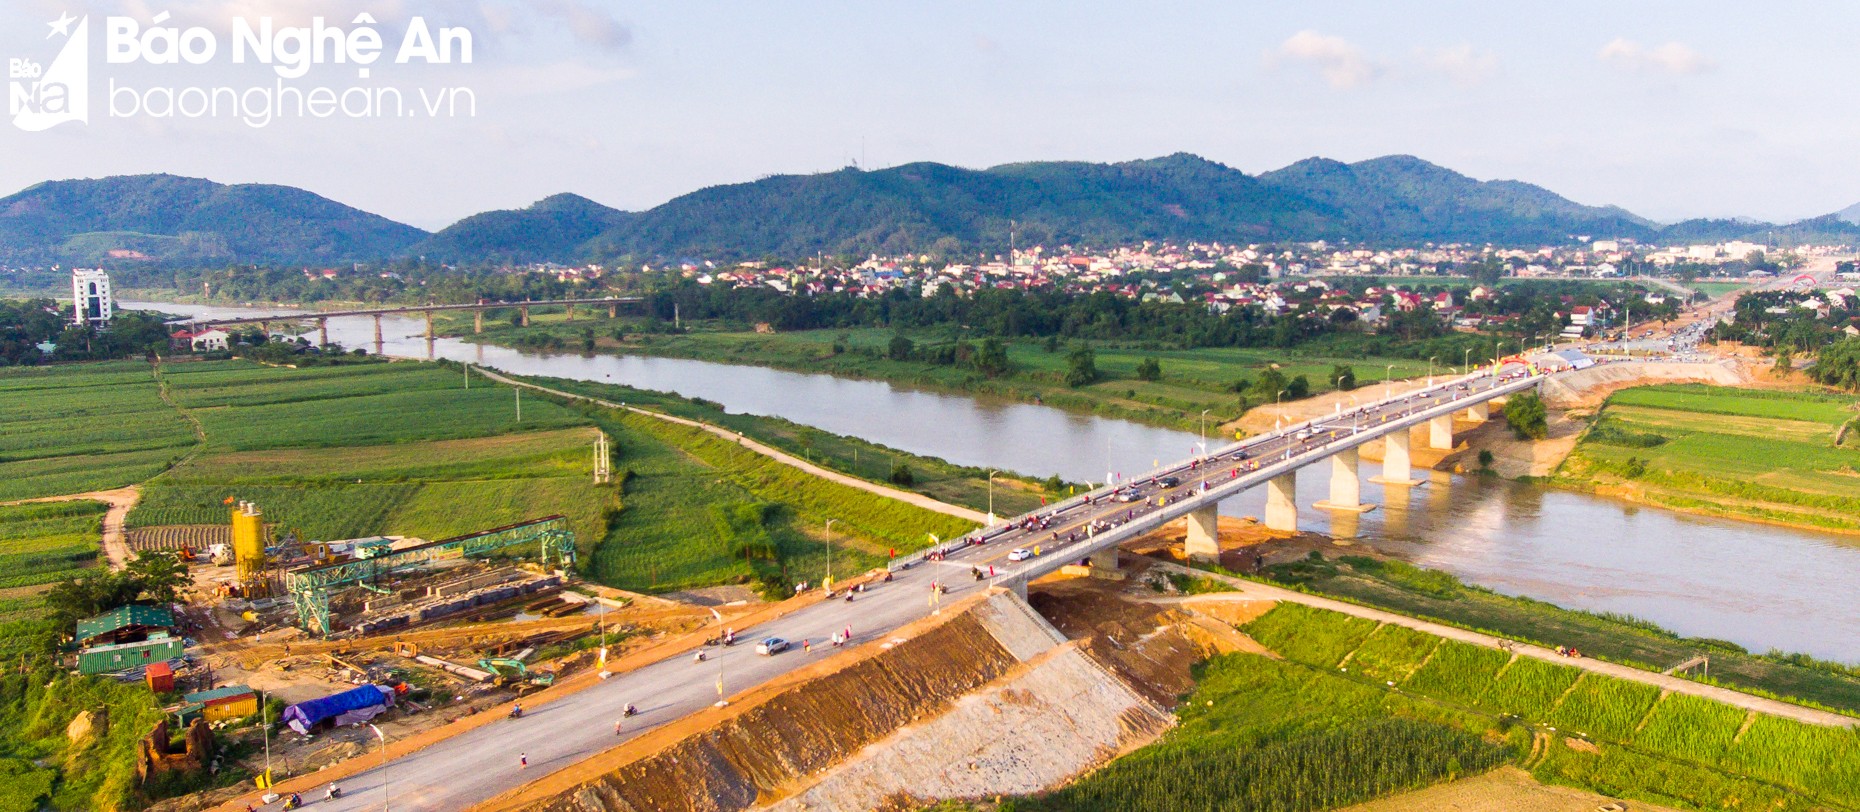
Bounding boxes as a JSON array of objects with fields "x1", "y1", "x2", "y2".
[
  {"x1": 1007, "y1": 548, "x2": 1033, "y2": 562},
  {"x1": 1114, "y1": 488, "x2": 1144, "y2": 503},
  {"x1": 1157, "y1": 476, "x2": 1181, "y2": 489},
  {"x1": 755, "y1": 637, "x2": 791, "y2": 656}
]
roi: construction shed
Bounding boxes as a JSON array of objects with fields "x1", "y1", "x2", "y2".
[
  {"x1": 78, "y1": 633, "x2": 186, "y2": 675},
  {"x1": 75, "y1": 605, "x2": 176, "y2": 647},
  {"x1": 177, "y1": 685, "x2": 259, "y2": 724},
  {"x1": 281, "y1": 684, "x2": 395, "y2": 734}
]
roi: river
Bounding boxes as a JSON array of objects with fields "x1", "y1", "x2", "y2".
[{"x1": 139, "y1": 301, "x2": 1860, "y2": 662}]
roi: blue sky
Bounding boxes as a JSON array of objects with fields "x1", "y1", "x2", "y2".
[{"x1": 2, "y1": 1, "x2": 1856, "y2": 230}]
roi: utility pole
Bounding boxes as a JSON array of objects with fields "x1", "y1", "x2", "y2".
[
  {"x1": 824, "y1": 519, "x2": 836, "y2": 587},
  {"x1": 515, "y1": 388, "x2": 522, "y2": 422},
  {"x1": 594, "y1": 431, "x2": 611, "y2": 485}
]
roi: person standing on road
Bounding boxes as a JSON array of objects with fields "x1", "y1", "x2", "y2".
[{"x1": 520, "y1": 753, "x2": 528, "y2": 768}]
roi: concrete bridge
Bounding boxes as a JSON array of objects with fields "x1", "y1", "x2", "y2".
[
  {"x1": 179, "y1": 297, "x2": 644, "y2": 348},
  {"x1": 911, "y1": 362, "x2": 1547, "y2": 596}
]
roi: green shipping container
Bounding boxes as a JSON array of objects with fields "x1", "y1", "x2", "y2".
[{"x1": 77, "y1": 633, "x2": 185, "y2": 675}]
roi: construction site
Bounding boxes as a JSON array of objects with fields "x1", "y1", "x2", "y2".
[{"x1": 105, "y1": 501, "x2": 720, "y2": 810}]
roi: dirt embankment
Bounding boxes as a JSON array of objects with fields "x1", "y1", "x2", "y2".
[
  {"x1": 490, "y1": 585, "x2": 1212, "y2": 812},
  {"x1": 1536, "y1": 360, "x2": 1749, "y2": 410}
]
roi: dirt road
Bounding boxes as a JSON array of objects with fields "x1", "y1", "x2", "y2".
[
  {"x1": 1, "y1": 485, "x2": 142, "y2": 570},
  {"x1": 472, "y1": 367, "x2": 989, "y2": 524}
]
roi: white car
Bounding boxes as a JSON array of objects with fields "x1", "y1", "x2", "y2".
[{"x1": 1007, "y1": 548, "x2": 1032, "y2": 562}]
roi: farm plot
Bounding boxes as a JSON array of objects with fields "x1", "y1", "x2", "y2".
[
  {"x1": 1399, "y1": 640, "x2": 1511, "y2": 705},
  {"x1": 1630, "y1": 692, "x2": 1747, "y2": 763},
  {"x1": 1242, "y1": 602, "x2": 1381, "y2": 670},
  {"x1": 1343, "y1": 623, "x2": 1440, "y2": 685},
  {"x1": 1545, "y1": 673, "x2": 1662, "y2": 741},
  {"x1": 0, "y1": 361, "x2": 195, "y2": 500},
  {"x1": 1475, "y1": 656, "x2": 1581, "y2": 720},
  {"x1": 0, "y1": 501, "x2": 106, "y2": 589}
]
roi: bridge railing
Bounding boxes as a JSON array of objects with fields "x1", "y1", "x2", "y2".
[{"x1": 917, "y1": 364, "x2": 1528, "y2": 569}]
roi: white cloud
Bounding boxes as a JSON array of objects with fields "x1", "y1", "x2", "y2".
[
  {"x1": 1418, "y1": 43, "x2": 1498, "y2": 87},
  {"x1": 1598, "y1": 38, "x2": 1715, "y2": 75},
  {"x1": 1273, "y1": 30, "x2": 1378, "y2": 90}
]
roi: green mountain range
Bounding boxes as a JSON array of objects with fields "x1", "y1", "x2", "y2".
[
  {"x1": 0, "y1": 174, "x2": 424, "y2": 266},
  {"x1": 3, "y1": 156, "x2": 1856, "y2": 266}
]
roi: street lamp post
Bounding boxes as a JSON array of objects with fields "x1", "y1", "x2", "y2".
[
  {"x1": 985, "y1": 471, "x2": 998, "y2": 525},
  {"x1": 824, "y1": 518, "x2": 836, "y2": 584},
  {"x1": 1384, "y1": 364, "x2": 1394, "y2": 400},
  {"x1": 1199, "y1": 409, "x2": 1211, "y2": 454},
  {"x1": 1427, "y1": 356, "x2": 1436, "y2": 385},
  {"x1": 1463, "y1": 347, "x2": 1472, "y2": 373},
  {"x1": 367, "y1": 723, "x2": 388, "y2": 812}
]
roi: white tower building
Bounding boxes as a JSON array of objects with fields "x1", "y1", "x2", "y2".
[{"x1": 72, "y1": 269, "x2": 113, "y2": 327}]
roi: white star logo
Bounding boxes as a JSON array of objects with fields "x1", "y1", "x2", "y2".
[{"x1": 47, "y1": 12, "x2": 77, "y2": 39}]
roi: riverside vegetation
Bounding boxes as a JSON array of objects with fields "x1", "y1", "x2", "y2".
[{"x1": 1557, "y1": 383, "x2": 1860, "y2": 533}]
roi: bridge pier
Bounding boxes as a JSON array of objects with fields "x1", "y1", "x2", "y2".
[
  {"x1": 1372, "y1": 429, "x2": 1422, "y2": 486},
  {"x1": 565, "y1": 304, "x2": 576, "y2": 322},
  {"x1": 608, "y1": 303, "x2": 618, "y2": 318},
  {"x1": 317, "y1": 318, "x2": 328, "y2": 347},
  {"x1": 1315, "y1": 447, "x2": 1374, "y2": 513},
  {"x1": 1088, "y1": 548, "x2": 1124, "y2": 580},
  {"x1": 520, "y1": 306, "x2": 530, "y2": 327},
  {"x1": 474, "y1": 311, "x2": 484, "y2": 334},
  {"x1": 1003, "y1": 577, "x2": 1028, "y2": 601},
  {"x1": 1265, "y1": 472, "x2": 1298, "y2": 533},
  {"x1": 1465, "y1": 400, "x2": 1489, "y2": 421},
  {"x1": 1429, "y1": 414, "x2": 1455, "y2": 450},
  {"x1": 260, "y1": 320, "x2": 271, "y2": 338},
  {"x1": 1185, "y1": 504, "x2": 1220, "y2": 562},
  {"x1": 424, "y1": 311, "x2": 435, "y2": 340},
  {"x1": 372, "y1": 315, "x2": 383, "y2": 351}
]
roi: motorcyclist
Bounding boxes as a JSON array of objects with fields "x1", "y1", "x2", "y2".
[
  {"x1": 509, "y1": 703, "x2": 523, "y2": 719},
  {"x1": 624, "y1": 703, "x2": 637, "y2": 717},
  {"x1": 693, "y1": 649, "x2": 707, "y2": 663},
  {"x1": 326, "y1": 784, "x2": 342, "y2": 800}
]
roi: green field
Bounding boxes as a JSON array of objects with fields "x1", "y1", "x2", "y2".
[
  {"x1": 1223, "y1": 602, "x2": 1860, "y2": 811},
  {"x1": 445, "y1": 314, "x2": 1441, "y2": 432},
  {"x1": 1559, "y1": 384, "x2": 1860, "y2": 532},
  {"x1": 138, "y1": 359, "x2": 967, "y2": 592},
  {"x1": 0, "y1": 361, "x2": 197, "y2": 500},
  {"x1": 1260, "y1": 554, "x2": 1860, "y2": 717},
  {"x1": 0, "y1": 501, "x2": 106, "y2": 590}
]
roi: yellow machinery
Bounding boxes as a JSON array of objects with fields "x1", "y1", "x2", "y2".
[{"x1": 232, "y1": 501, "x2": 269, "y2": 596}]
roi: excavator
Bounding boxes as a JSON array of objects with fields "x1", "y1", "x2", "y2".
[{"x1": 478, "y1": 658, "x2": 555, "y2": 689}]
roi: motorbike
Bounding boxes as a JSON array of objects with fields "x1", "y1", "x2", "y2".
[{"x1": 508, "y1": 705, "x2": 523, "y2": 719}]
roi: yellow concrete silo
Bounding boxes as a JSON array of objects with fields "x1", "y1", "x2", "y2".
[{"x1": 232, "y1": 501, "x2": 268, "y2": 595}]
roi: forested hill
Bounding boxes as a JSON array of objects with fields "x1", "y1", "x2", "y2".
[
  {"x1": 573, "y1": 153, "x2": 1657, "y2": 259},
  {"x1": 9, "y1": 158, "x2": 1860, "y2": 266},
  {"x1": 0, "y1": 174, "x2": 426, "y2": 266}
]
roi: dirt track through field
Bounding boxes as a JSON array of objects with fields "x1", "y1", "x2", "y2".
[
  {"x1": 1, "y1": 485, "x2": 141, "y2": 570},
  {"x1": 471, "y1": 367, "x2": 989, "y2": 523}
]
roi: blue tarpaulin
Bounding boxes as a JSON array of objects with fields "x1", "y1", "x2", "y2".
[{"x1": 281, "y1": 684, "x2": 393, "y2": 733}]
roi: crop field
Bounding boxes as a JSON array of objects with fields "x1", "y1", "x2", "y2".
[
  {"x1": 1399, "y1": 639, "x2": 1511, "y2": 704},
  {"x1": 1563, "y1": 384, "x2": 1860, "y2": 531},
  {"x1": 131, "y1": 482, "x2": 420, "y2": 540},
  {"x1": 0, "y1": 361, "x2": 196, "y2": 500},
  {"x1": 386, "y1": 478, "x2": 615, "y2": 550},
  {"x1": 1720, "y1": 715, "x2": 1860, "y2": 802},
  {"x1": 1217, "y1": 598, "x2": 1860, "y2": 810},
  {"x1": 1343, "y1": 623, "x2": 1440, "y2": 684},
  {"x1": 169, "y1": 429, "x2": 598, "y2": 484},
  {"x1": 1544, "y1": 673, "x2": 1662, "y2": 741},
  {"x1": 1476, "y1": 657, "x2": 1582, "y2": 719},
  {"x1": 1007, "y1": 652, "x2": 1513, "y2": 812},
  {"x1": 0, "y1": 501, "x2": 105, "y2": 590},
  {"x1": 1242, "y1": 602, "x2": 1381, "y2": 669},
  {"x1": 1630, "y1": 692, "x2": 1747, "y2": 763}
]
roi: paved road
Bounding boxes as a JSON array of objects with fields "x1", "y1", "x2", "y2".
[
  {"x1": 255, "y1": 560, "x2": 988, "y2": 812},
  {"x1": 944, "y1": 364, "x2": 1542, "y2": 581},
  {"x1": 1150, "y1": 562, "x2": 1857, "y2": 729}
]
